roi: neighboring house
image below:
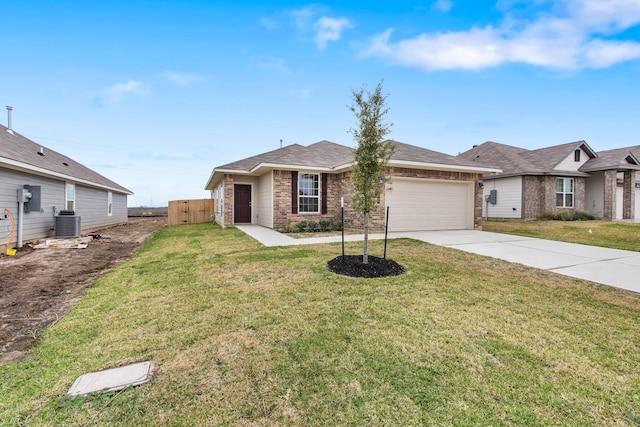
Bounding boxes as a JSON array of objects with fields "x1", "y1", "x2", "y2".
[
  {"x1": 458, "y1": 141, "x2": 640, "y2": 221},
  {"x1": 588, "y1": 145, "x2": 640, "y2": 220},
  {"x1": 205, "y1": 140, "x2": 499, "y2": 232},
  {"x1": 1, "y1": 123, "x2": 132, "y2": 249}
]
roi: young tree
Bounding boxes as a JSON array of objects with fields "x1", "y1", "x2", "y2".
[{"x1": 348, "y1": 82, "x2": 396, "y2": 264}]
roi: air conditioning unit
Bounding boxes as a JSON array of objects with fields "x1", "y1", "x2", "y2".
[{"x1": 55, "y1": 215, "x2": 81, "y2": 238}]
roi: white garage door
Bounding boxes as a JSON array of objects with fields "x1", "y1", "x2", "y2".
[{"x1": 385, "y1": 179, "x2": 474, "y2": 231}]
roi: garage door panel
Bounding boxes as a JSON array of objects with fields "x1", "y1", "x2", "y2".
[{"x1": 386, "y1": 179, "x2": 472, "y2": 231}]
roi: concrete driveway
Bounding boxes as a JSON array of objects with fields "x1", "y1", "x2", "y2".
[{"x1": 236, "y1": 225, "x2": 640, "y2": 294}]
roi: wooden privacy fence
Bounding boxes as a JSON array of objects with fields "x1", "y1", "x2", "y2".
[{"x1": 168, "y1": 199, "x2": 215, "y2": 226}]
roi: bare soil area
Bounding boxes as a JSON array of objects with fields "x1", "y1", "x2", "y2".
[{"x1": 0, "y1": 218, "x2": 166, "y2": 365}]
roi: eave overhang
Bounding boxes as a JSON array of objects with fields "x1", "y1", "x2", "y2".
[{"x1": 1, "y1": 157, "x2": 134, "y2": 195}]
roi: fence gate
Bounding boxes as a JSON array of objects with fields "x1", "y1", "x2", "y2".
[{"x1": 168, "y1": 199, "x2": 215, "y2": 226}]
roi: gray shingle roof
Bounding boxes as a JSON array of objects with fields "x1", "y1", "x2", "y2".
[
  {"x1": 390, "y1": 140, "x2": 498, "y2": 167},
  {"x1": 206, "y1": 139, "x2": 498, "y2": 190},
  {"x1": 458, "y1": 140, "x2": 599, "y2": 177},
  {"x1": 582, "y1": 145, "x2": 640, "y2": 172},
  {"x1": 217, "y1": 140, "x2": 491, "y2": 172},
  {"x1": 1, "y1": 124, "x2": 132, "y2": 194}
]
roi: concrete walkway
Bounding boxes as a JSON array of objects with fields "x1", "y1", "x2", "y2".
[{"x1": 236, "y1": 225, "x2": 640, "y2": 294}]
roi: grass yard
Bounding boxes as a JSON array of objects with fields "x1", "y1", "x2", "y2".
[
  {"x1": 2, "y1": 223, "x2": 640, "y2": 426},
  {"x1": 483, "y1": 220, "x2": 640, "y2": 252}
]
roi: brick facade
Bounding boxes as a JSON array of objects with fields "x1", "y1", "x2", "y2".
[
  {"x1": 603, "y1": 170, "x2": 618, "y2": 220},
  {"x1": 222, "y1": 174, "x2": 234, "y2": 227},
  {"x1": 272, "y1": 168, "x2": 483, "y2": 231},
  {"x1": 522, "y1": 175, "x2": 586, "y2": 219},
  {"x1": 221, "y1": 167, "x2": 484, "y2": 231},
  {"x1": 623, "y1": 171, "x2": 636, "y2": 220}
]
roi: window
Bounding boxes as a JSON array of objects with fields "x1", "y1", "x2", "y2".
[
  {"x1": 298, "y1": 173, "x2": 319, "y2": 213},
  {"x1": 107, "y1": 191, "x2": 113, "y2": 216},
  {"x1": 574, "y1": 149, "x2": 581, "y2": 162},
  {"x1": 556, "y1": 178, "x2": 574, "y2": 207},
  {"x1": 65, "y1": 183, "x2": 76, "y2": 211}
]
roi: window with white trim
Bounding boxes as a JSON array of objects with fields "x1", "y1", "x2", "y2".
[
  {"x1": 556, "y1": 178, "x2": 574, "y2": 208},
  {"x1": 298, "y1": 173, "x2": 319, "y2": 213},
  {"x1": 107, "y1": 191, "x2": 113, "y2": 216},
  {"x1": 65, "y1": 183, "x2": 76, "y2": 211}
]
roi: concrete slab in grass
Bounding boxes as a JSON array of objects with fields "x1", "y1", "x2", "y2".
[{"x1": 68, "y1": 361, "x2": 157, "y2": 396}]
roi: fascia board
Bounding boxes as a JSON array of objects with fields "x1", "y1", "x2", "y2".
[
  {"x1": 250, "y1": 162, "x2": 337, "y2": 173},
  {"x1": 1, "y1": 157, "x2": 133, "y2": 195},
  {"x1": 389, "y1": 159, "x2": 502, "y2": 174}
]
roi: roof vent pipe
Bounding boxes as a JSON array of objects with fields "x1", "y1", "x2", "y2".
[{"x1": 6, "y1": 106, "x2": 14, "y2": 134}]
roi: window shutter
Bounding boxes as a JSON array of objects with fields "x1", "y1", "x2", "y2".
[
  {"x1": 291, "y1": 171, "x2": 298, "y2": 214},
  {"x1": 321, "y1": 173, "x2": 328, "y2": 214}
]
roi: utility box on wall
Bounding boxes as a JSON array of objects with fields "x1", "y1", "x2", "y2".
[
  {"x1": 487, "y1": 189, "x2": 497, "y2": 205},
  {"x1": 24, "y1": 185, "x2": 41, "y2": 212}
]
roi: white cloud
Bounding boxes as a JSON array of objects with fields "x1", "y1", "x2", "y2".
[
  {"x1": 163, "y1": 71, "x2": 203, "y2": 86},
  {"x1": 102, "y1": 80, "x2": 147, "y2": 106},
  {"x1": 432, "y1": 0, "x2": 453, "y2": 13},
  {"x1": 582, "y1": 38, "x2": 640, "y2": 67},
  {"x1": 289, "y1": 5, "x2": 353, "y2": 49},
  {"x1": 314, "y1": 16, "x2": 354, "y2": 49},
  {"x1": 290, "y1": 5, "x2": 321, "y2": 31},
  {"x1": 360, "y1": 0, "x2": 640, "y2": 71}
]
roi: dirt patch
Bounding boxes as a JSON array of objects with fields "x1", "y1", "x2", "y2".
[
  {"x1": 0, "y1": 218, "x2": 166, "y2": 365},
  {"x1": 327, "y1": 255, "x2": 405, "y2": 278}
]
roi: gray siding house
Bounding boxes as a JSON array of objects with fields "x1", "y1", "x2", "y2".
[{"x1": 1, "y1": 123, "x2": 132, "y2": 250}]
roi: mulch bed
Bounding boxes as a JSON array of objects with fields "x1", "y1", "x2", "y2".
[{"x1": 327, "y1": 255, "x2": 405, "y2": 278}]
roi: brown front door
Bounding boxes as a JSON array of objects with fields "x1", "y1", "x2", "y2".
[{"x1": 234, "y1": 184, "x2": 251, "y2": 223}]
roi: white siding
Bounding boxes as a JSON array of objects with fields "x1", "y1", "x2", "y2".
[
  {"x1": 385, "y1": 178, "x2": 474, "y2": 231},
  {"x1": 256, "y1": 172, "x2": 273, "y2": 228},
  {"x1": 482, "y1": 176, "x2": 522, "y2": 219},
  {"x1": 554, "y1": 148, "x2": 589, "y2": 171},
  {"x1": 585, "y1": 171, "x2": 604, "y2": 217}
]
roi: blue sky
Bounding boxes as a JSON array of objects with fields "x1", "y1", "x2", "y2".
[{"x1": 3, "y1": 0, "x2": 640, "y2": 207}]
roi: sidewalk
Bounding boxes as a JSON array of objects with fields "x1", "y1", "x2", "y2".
[{"x1": 236, "y1": 225, "x2": 640, "y2": 294}]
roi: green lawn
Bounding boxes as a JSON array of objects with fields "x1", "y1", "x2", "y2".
[
  {"x1": 2, "y1": 223, "x2": 640, "y2": 426},
  {"x1": 483, "y1": 220, "x2": 640, "y2": 252}
]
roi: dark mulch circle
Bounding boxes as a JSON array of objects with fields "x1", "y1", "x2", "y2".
[{"x1": 327, "y1": 255, "x2": 405, "y2": 278}]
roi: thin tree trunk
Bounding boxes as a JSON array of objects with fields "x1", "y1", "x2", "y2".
[{"x1": 363, "y1": 212, "x2": 368, "y2": 264}]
